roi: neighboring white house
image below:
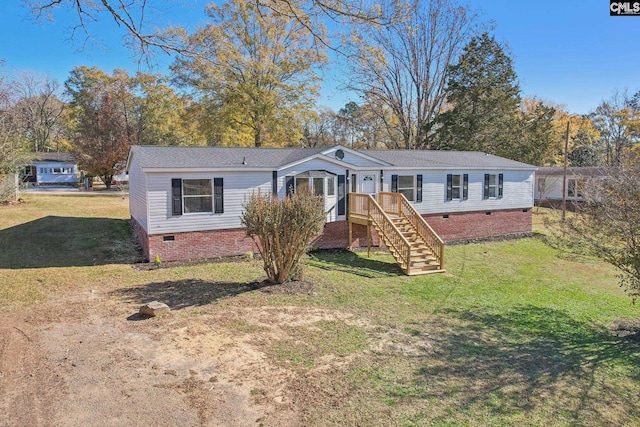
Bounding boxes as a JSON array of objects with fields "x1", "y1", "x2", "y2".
[
  {"x1": 22, "y1": 152, "x2": 79, "y2": 186},
  {"x1": 126, "y1": 145, "x2": 537, "y2": 262},
  {"x1": 534, "y1": 167, "x2": 606, "y2": 203}
]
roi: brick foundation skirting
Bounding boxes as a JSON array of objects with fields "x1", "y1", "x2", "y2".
[
  {"x1": 131, "y1": 207, "x2": 532, "y2": 262},
  {"x1": 425, "y1": 208, "x2": 532, "y2": 242}
]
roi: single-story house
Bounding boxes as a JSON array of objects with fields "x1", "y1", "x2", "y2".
[
  {"x1": 127, "y1": 145, "x2": 536, "y2": 272},
  {"x1": 534, "y1": 166, "x2": 606, "y2": 203},
  {"x1": 22, "y1": 152, "x2": 79, "y2": 186}
]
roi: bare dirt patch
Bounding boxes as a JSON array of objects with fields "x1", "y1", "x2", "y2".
[{"x1": 0, "y1": 280, "x2": 382, "y2": 427}]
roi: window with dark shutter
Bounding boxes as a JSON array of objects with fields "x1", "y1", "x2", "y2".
[
  {"x1": 272, "y1": 171, "x2": 277, "y2": 196},
  {"x1": 484, "y1": 174, "x2": 490, "y2": 199},
  {"x1": 391, "y1": 175, "x2": 398, "y2": 193},
  {"x1": 396, "y1": 175, "x2": 416, "y2": 201},
  {"x1": 182, "y1": 179, "x2": 213, "y2": 213},
  {"x1": 214, "y1": 178, "x2": 223, "y2": 213},
  {"x1": 446, "y1": 174, "x2": 453, "y2": 201},
  {"x1": 286, "y1": 176, "x2": 295, "y2": 197},
  {"x1": 463, "y1": 174, "x2": 469, "y2": 200},
  {"x1": 171, "y1": 178, "x2": 182, "y2": 216},
  {"x1": 337, "y1": 174, "x2": 346, "y2": 216},
  {"x1": 416, "y1": 174, "x2": 423, "y2": 203},
  {"x1": 484, "y1": 173, "x2": 501, "y2": 199}
]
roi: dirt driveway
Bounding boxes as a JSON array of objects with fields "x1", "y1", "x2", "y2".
[{"x1": 0, "y1": 281, "x2": 367, "y2": 427}]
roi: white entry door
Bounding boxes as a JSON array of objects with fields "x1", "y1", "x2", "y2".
[{"x1": 361, "y1": 173, "x2": 376, "y2": 195}]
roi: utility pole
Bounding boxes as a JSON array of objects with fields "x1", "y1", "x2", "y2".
[{"x1": 561, "y1": 121, "x2": 569, "y2": 221}]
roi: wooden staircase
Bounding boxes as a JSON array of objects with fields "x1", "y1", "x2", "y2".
[
  {"x1": 391, "y1": 216, "x2": 442, "y2": 274},
  {"x1": 348, "y1": 192, "x2": 445, "y2": 275}
]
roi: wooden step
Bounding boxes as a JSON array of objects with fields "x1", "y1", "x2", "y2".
[
  {"x1": 369, "y1": 212, "x2": 444, "y2": 276},
  {"x1": 411, "y1": 253, "x2": 433, "y2": 260},
  {"x1": 406, "y1": 267, "x2": 447, "y2": 276},
  {"x1": 410, "y1": 260, "x2": 438, "y2": 269},
  {"x1": 413, "y1": 262, "x2": 439, "y2": 269}
]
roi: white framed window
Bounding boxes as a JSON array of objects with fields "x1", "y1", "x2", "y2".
[
  {"x1": 488, "y1": 175, "x2": 497, "y2": 198},
  {"x1": 183, "y1": 179, "x2": 213, "y2": 213},
  {"x1": 296, "y1": 177, "x2": 310, "y2": 194},
  {"x1": 483, "y1": 173, "x2": 503, "y2": 199},
  {"x1": 327, "y1": 177, "x2": 335, "y2": 196},
  {"x1": 567, "y1": 178, "x2": 583, "y2": 198},
  {"x1": 295, "y1": 174, "x2": 333, "y2": 197},
  {"x1": 398, "y1": 175, "x2": 415, "y2": 201},
  {"x1": 446, "y1": 174, "x2": 468, "y2": 201},
  {"x1": 452, "y1": 175, "x2": 462, "y2": 199}
]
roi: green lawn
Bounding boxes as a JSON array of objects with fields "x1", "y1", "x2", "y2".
[{"x1": 1, "y1": 195, "x2": 638, "y2": 426}]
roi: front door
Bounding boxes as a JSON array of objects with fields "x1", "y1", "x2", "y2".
[{"x1": 361, "y1": 173, "x2": 376, "y2": 195}]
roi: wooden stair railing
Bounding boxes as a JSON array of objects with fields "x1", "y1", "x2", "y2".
[
  {"x1": 378, "y1": 192, "x2": 444, "y2": 269},
  {"x1": 349, "y1": 193, "x2": 411, "y2": 273}
]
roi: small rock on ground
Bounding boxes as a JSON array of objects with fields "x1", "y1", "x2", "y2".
[{"x1": 139, "y1": 301, "x2": 170, "y2": 317}]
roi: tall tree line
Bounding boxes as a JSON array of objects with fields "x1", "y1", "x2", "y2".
[{"x1": 6, "y1": 0, "x2": 639, "y2": 173}]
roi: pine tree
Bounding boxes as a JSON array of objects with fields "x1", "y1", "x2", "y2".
[{"x1": 435, "y1": 33, "x2": 521, "y2": 155}]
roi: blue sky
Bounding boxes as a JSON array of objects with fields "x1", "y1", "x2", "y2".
[{"x1": 1, "y1": 0, "x2": 639, "y2": 114}]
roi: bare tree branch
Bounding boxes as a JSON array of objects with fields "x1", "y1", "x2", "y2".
[{"x1": 345, "y1": 0, "x2": 479, "y2": 149}]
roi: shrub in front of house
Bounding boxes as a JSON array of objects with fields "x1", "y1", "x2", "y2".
[{"x1": 241, "y1": 190, "x2": 325, "y2": 284}]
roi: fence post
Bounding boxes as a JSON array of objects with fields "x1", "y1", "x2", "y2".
[{"x1": 14, "y1": 173, "x2": 19, "y2": 201}]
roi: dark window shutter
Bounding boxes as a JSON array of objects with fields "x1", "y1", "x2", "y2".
[
  {"x1": 498, "y1": 173, "x2": 504, "y2": 198},
  {"x1": 214, "y1": 178, "x2": 223, "y2": 213},
  {"x1": 391, "y1": 175, "x2": 398, "y2": 193},
  {"x1": 484, "y1": 174, "x2": 490, "y2": 200},
  {"x1": 286, "y1": 176, "x2": 295, "y2": 197},
  {"x1": 171, "y1": 178, "x2": 182, "y2": 216},
  {"x1": 446, "y1": 174, "x2": 453, "y2": 201},
  {"x1": 337, "y1": 174, "x2": 346, "y2": 216},
  {"x1": 380, "y1": 170, "x2": 384, "y2": 189},
  {"x1": 416, "y1": 174, "x2": 423, "y2": 203},
  {"x1": 272, "y1": 171, "x2": 277, "y2": 196},
  {"x1": 463, "y1": 174, "x2": 469, "y2": 200}
]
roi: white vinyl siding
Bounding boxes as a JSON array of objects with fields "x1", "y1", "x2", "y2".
[
  {"x1": 128, "y1": 155, "x2": 148, "y2": 231},
  {"x1": 131, "y1": 149, "x2": 535, "y2": 236},
  {"x1": 34, "y1": 161, "x2": 78, "y2": 185},
  {"x1": 382, "y1": 170, "x2": 534, "y2": 215},
  {"x1": 322, "y1": 148, "x2": 385, "y2": 167},
  {"x1": 146, "y1": 171, "x2": 271, "y2": 234}
]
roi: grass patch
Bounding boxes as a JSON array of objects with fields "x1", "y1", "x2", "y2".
[
  {"x1": 268, "y1": 320, "x2": 367, "y2": 368},
  {"x1": 1, "y1": 195, "x2": 639, "y2": 426}
]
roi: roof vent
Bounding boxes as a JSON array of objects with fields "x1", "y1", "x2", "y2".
[
  {"x1": 335, "y1": 149, "x2": 344, "y2": 160},
  {"x1": 242, "y1": 157, "x2": 246, "y2": 165}
]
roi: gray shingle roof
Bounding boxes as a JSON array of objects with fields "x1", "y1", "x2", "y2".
[
  {"x1": 364, "y1": 149, "x2": 534, "y2": 169},
  {"x1": 536, "y1": 166, "x2": 607, "y2": 176},
  {"x1": 30, "y1": 152, "x2": 75, "y2": 163},
  {"x1": 130, "y1": 145, "x2": 326, "y2": 169},
  {"x1": 129, "y1": 145, "x2": 536, "y2": 170}
]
